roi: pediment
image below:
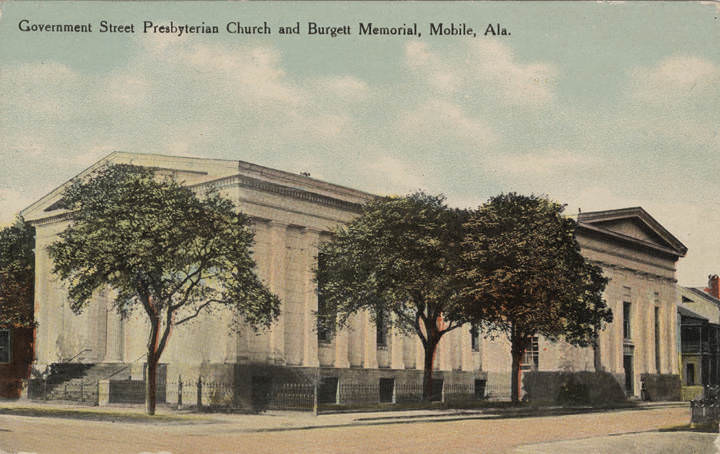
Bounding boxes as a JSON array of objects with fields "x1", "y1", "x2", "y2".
[
  {"x1": 591, "y1": 218, "x2": 669, "y2": 248},
  {"x1": 20, "y1": 152, "x2": 238, "y2": 223},
  {"x1": 577, "y1": 207, "x2": 687, "y2": 257}
]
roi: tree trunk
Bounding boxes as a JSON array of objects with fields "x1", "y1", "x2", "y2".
[
  {"x1": 593, "y1": 340, "x2": 602, "y2": 372},
  {"x1": 146, "y1": 350, "x2": 157, "y2": 415},
  {"x1": 510, "y1": 329, "x2": 526, "y2": 404},
  {"x1": 422, "y1": 340, "x2": 438, "y2": 401},
  {"x1": 145, "y1": 316, "x2": 160, "y2": 416},
  {"x1": 511, "y1": 347, "x2": 522, "y2": 404}
]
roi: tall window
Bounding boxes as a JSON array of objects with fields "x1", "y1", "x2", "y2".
[
  {"x1": 520, "y1": 336, "x2": 539, "y2": 370},
  {"x1": 654, "y1": 306, "x2": 661, "y2": 372},
  {"x1": 623, "y1": 302, "x2": 632, "y2": 340},
  {"x1": 376, "y1": 311, "x2": 388, "y2": 347},
  {"x1": 470, "y1": 324, "x2": 480, "y2": 352},
  {"x1": 316, "y1": 252, "x2": 334, "y2": 343},
  {"x1": 0, "y1": 330, "x2": 10, "y2": 363}
]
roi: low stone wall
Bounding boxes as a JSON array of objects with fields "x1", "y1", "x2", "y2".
[
  {"x1": 682, "y1": 385, "x2": 704, "y2": 402},
  {"x1": 640, "y1": 373, "x2": 681, "y2": 401},
  {"x1": 98, "y1": 380, "x2": 146, "y2": 405},
  {"x1": 523, "y1": 371, "x2": 626, "y2": 404}
]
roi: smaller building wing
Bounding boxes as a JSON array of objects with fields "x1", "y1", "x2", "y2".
[{"x1": 578, "y1": 207, "x2": 687, "y2": 259}]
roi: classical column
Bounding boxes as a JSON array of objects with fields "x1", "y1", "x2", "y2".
[
  {"x1": 363, "y1": 310, "x2": 378, "y2": 369},
  {"x1": 461, "y1": 324, "x2": 474, "y2": 371},
  {"x1": 391, "y1": 314, "x2": 404, "y2": 369},
  {"x1": 303, "y1": 228, "x2": 321, "y2": 367},
  {"x1": 267, "y1": 221, "x2": 288, "y2": 364}
]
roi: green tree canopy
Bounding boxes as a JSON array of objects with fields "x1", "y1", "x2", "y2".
[
  {"x1": 0, "y1": 217, "x2": 35, "y2": 328},
  {"x1": 316, "y1": 192, "x2": 470, "y2": 400},
  {"x1": 459, "y1": 193, "x2": 612, "y2": 403},
  {"x1": 48, "y1": 164, "x2": 279, "y2": 414}
]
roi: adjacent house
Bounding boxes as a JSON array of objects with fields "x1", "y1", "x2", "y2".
[
  {"x1": 20, "y1": 153, "x2": 686, "y2": 405},
  {"x1": 0, "y1": 281, "x2": 34, "y2": 399},
  {"x1": 677, "y1": 276, "x2": 720, "y2": 399}
]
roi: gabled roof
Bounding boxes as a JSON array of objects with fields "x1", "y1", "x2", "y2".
[
  {"x1": 20, "y1": 152, "x2": 374, "y2": 223},
  {"x1": 684, "y1": 287, "x2": 720, "y2": 308},
  {"x1": 678, "y1": 286, "x2": 720, "y2": 325},
  {"x1": 678, "y1": 305, "x2": 709, "y2": 322},
  {"x1": 577, "y1": 207, "x2": 687, "y2": 258}
]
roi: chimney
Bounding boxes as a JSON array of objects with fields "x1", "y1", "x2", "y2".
[{"x1": 706, "y1": 274, "x2": 720, "y2": 299}]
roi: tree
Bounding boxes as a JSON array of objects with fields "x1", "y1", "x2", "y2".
[
  {"x1": 0, "y1": 217, "x2": 35, "y2": 328},
  {"x1": 48, "y1": 164, "x2": 280, "y2": 415},
  {"x1": 459, "y1": 193, "x2": 612, "y2": 403},
  {"x1": 316, "y1": 192, "x2": 471, "y2": 401}
]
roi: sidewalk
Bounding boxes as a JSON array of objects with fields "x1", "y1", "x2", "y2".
[
  {"x1": 0, "y1": 399, "x2": 690, "y2": 433},
  {"x1": 513, "y1": 431, "x2": 718, "y2": 454}
]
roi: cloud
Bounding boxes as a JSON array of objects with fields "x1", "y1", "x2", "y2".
[
  {"x1": 405, "y1": 40, "x2": 558, "y2": 107},
  {"x1": 0, "y1": 188, "x2": 37, "y2": 226},
  {"x1": 102, "y1": 74, "x2": 150, "y2": 107},
  {"x1": 699, "y1": 1, "x2": 720, "y2": 13},
  {"x1": 497, "y1": 149, "x2": 600, "y2": 176},
  {"x1": 364, "y1": 155, "x2": 427, "y2": 194},
  {"x1": 313, "y1": 75, "x2": 370, "y2": 101},
  {"x1": 0, "y1": 62, "x2": 80, "y2": 117},
  {"x1": 397, "y1": 99, "x2": 498, "y2": 146},
  {"x1": 630, "y1": 55, "x2": 720, "y2": 102}
]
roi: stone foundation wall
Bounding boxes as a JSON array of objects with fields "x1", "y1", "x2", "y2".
[
  {"x1": 523, "y1": 371, "x2": 627, "y2": 404},
  {"x1": 640, "y1": 373, "x2": 681, "y2": 401}
]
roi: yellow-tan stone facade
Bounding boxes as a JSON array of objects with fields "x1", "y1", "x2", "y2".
[{"x1": 21, "y1": 153, "x2": 686, "y2": 399}]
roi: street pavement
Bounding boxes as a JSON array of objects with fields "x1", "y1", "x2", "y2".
[
  {"x1": 514, "y1": 432, "x2": 719, "y2": 454},
  {"x1": 0, "y1": 401, "x2": 696, "y2": 453}
]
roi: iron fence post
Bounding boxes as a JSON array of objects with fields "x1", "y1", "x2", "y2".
[
  {"x1": 313, "y1": 369, "x2": 319, "y2": 416},
  {"x1": 177, "y1": 375, "x2": 183, "y2": 410},
  {"x1": 197, "y1": 376, "x2": 203, "y2": 411}
]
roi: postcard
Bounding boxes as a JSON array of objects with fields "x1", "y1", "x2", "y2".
[{"x1": 0, "y1": 1, "x2": 719, "y2": 453}]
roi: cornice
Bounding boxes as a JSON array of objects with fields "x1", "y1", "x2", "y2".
[
  {"x1": 197, "y1": 174, "x2": 365, "y2": 213},
  {"x1": 586, "y1": 258, "x2": 677, "y2": 284},
  {"x1": 580, "y1": 244, "x2": 677, "y2": 273}
]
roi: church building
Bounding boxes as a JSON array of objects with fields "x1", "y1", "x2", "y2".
[{"x1": 21, "y1": 153, "x2": 686, "y2": 405}]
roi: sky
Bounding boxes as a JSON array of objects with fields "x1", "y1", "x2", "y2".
[{"x1": 0, "y1": 2, "x2": 718, "y2": 286}]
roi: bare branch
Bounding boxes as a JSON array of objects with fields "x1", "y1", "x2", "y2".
[{"x1": 175, "y1": 299, "x2": 217, "y2": 325}]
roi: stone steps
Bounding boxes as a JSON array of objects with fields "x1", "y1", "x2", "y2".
[{"x1": 41, "y1": 363, "x2": 131, "y2": 404}]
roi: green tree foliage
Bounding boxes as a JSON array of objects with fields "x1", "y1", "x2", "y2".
[
  {"x1": 459, "y1": 193, "x2": 612, "y2": 403},
  {"x1": 48, "y1": 164, "x2": 280, "y2": 415},
  {"x1": 0, "y1": 217, "x2": 35, "y2": 328},
  {"x1": 316, "y1": 192, "x2": 470, "y2": 400}
]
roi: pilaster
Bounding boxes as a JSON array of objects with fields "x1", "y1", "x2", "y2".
[
  {"x1": 390, "y1": 314, "x2": 404, "y2": 369},
  {"x1": 104, "y1": 292, "x2": 124, "y2": 363},
  {"x1": 302, "y1": 228, "x2": 321, "y2": 367},
  {"x1": 363, "y1": 310, "x2": 378, "y2": 369},
  {"x1": 267, "y1": 221, "x2": 288, "y2": 364},
  {"x1": 335, "y1": 328, "x2": 351, "y2": 368}
]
